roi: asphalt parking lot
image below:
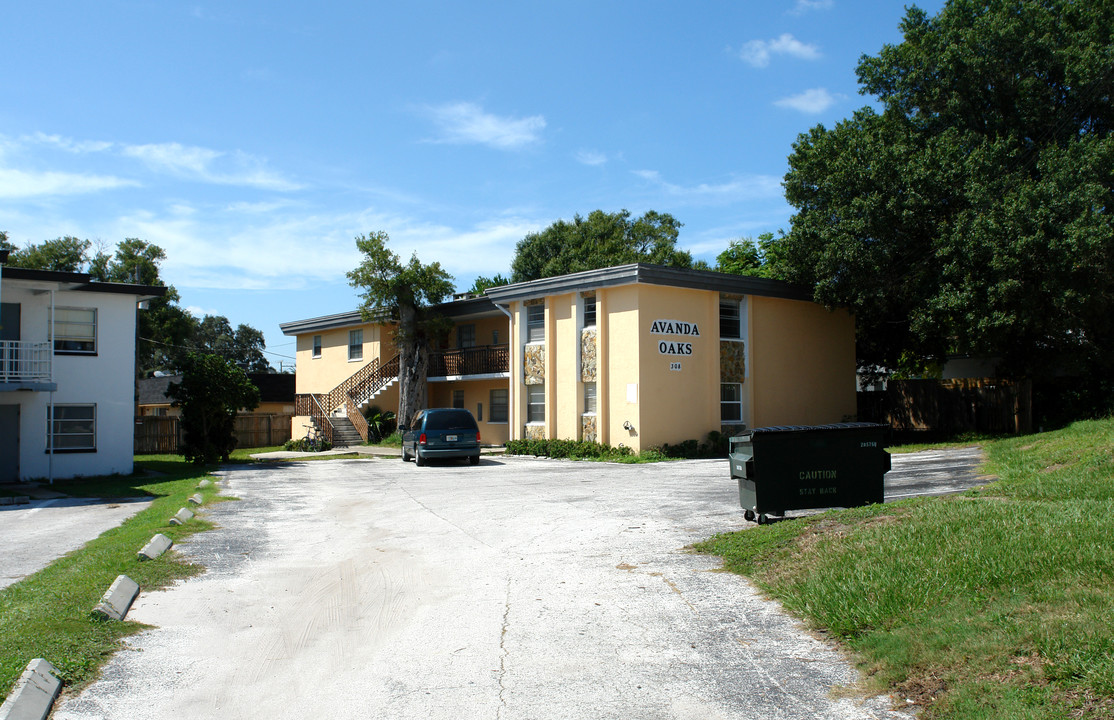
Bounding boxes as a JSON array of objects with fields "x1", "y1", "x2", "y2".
[{"x1": 48, "y1": 450, "x2": 987, "y2": 720}]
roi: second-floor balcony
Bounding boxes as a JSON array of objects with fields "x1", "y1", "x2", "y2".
[
  {"x1": 0, "y1": 340, "x2": 56, "y2": 391},
  {"x1": 429, "y1": 344, "x2": 509, "y2": 379}
]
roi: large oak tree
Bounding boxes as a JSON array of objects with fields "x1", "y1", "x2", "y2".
[
  {"x1": 779, "y1": 0, "x2": 1113, "y2": 381},
  {"x1": 511, "y1": 209, "x2": 693, "y2": 282},
  {"x1": 346, "y1": 231, "x2": 454, "y2": 428}
]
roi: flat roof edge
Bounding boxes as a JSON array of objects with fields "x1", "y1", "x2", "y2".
[
  {"x1": 484, "y1": 263, "x2": 814, "y2": 302},
  {"x1": 281, "y1": 297, "x2": 500, "y2": 336}
]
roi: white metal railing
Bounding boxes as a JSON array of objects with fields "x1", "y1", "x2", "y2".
[{"x1": 0, "y1": 340, "x2": 53, "y2": 383}]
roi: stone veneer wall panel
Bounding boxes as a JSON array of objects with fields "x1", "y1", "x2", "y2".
[
  {"x1": 524, "y1": 424, "x2": 546, "y2": 440},
  {"x1": 580, "y1": 328, "x2": 597, "y2": 382},
  {"x1": 524, "y1": 344, "x2": 546, "y2": 385},
  {"x1": 581, "y1": 415, "x2": 597, "y2": 443},
  {"x1": 720, "y1": 341, "x2": 746, "y2": 384}
]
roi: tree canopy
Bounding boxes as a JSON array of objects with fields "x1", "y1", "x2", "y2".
[
  {"x1": 168, "y1": 352, "x2": 260, "y2": 464},
  {"x1": 715, "y1": 233, "x2": 784, "y2": 279},
  {"x1": 779, "y1": 0, "x2": 1114, "y2": 380},
  {"x1": 346, "y1": 231, "x2": 454, "y2": 427},
  {"x1": 1, "y1": 234, "x2": 271, "y2": 375},
  {"x1": 468, "y1": 274, "x2": 511, "y2": 295},
  {"x1": 510, "y1": 209, "x2": 692, "y2": 282},
  {"x1": 2, "y1": 236, "x2": 91, "y2": 272}
]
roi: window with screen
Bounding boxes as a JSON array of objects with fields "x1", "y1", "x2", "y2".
[
  {"x1": 527, "y1": 384, "x2": 545, "y2": 423},
  {"x1": 526, "y1": 304, "x2": 544, "y2": 343},
  {"x1": 348, "y1": 329, "x2": 363, "y2": 361},
  {"x1": 721, "y1": 383, "x2": 743, "y2": 422},
  {"x1": 49, "y1": 404, "x2": 96, "y2": 451},
  {"x1": 52, "y1": 307, "x2": 96, "y2": 354}
]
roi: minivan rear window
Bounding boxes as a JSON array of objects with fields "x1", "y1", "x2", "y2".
[{"x1": 425, "y1": 410, "x2": 478, "y2": 431}]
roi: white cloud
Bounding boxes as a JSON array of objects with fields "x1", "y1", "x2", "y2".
[
  {"x1": 26, "y1": 133, "x2": 114, "y2": 154},
  {"x1": 576, "y1": 150, "x2": 608, "y2": 167},
  {"x1": 184, "y1": 305, "x2": 223, "y2": 318},
  {"x1": 0, "y1": 167, "x2": 138, "y2": 199},
  {"x1": 739, "y1": 33, "x2": 820, "y2": 68},
  {"x1": 633, "y1": 169, "x2": 783, "y2": 204},
  {"x1": 423, "y1": 102, "x2": 545, "y2": 150},
  {"x1": 773, "y1": 88, "x2": 843, "y2": 113},
  {"x1": 121, "y1": 142, "x2": 301, "y2": 191},
  {"x1": 106, "y1": 201, "x2": 542, "y2": 292},
  {"x1": 791, "y1": 0, "x2": 834, "y2": 14},
  {"x1": 6, "y1": 132, "x2": 300, "y2": 192},
  {"x1": 122, "y1": 142, "x2": 221, "y2": 175}
]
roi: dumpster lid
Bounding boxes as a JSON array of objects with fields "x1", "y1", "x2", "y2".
[{"x1": 742, "y1": 422, "x2": 890, "y2": 436}]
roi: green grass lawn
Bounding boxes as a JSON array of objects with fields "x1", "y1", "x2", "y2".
[
  {"x1": 695, "y1": 418, "x2": 1114, "y2": 719},
  {"x1": 0, "y1": 457, "x2": 224, "y2": 697}
]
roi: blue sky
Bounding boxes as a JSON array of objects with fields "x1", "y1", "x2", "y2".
[{"x1": 0, "y1": 0, "x2": 943, "y2": 369}]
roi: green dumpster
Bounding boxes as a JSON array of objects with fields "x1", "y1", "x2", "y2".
[{"x1": 730, "y1": 423, "x2": 891, "y2": 524}]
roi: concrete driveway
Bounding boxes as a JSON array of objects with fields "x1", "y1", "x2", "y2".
[
  {"x1": 0, "y1": 496, "x2": 152, "y2": 590},
  {"x1": 51, "y1": 450, "x2": 987, "y2": 720}
]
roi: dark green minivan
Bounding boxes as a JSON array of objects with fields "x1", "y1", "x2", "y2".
[{"x1": 400, "y1": 408, "x2": 481, "y2": 466}]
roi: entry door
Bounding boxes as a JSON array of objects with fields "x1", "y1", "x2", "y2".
[
  {"x1": 0, "y1": 303, "x2": 19, "y2": 341},
  {"x1": 0, "y1": 405, "x2": 18, "y2": 481},
  {"x1": 1, "y1": 303, "x2": 19, "y2": 379}
]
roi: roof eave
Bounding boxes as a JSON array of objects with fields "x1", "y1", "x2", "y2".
[{"x1": 484, "y1": 263, "x2": 813, "y2": 303}]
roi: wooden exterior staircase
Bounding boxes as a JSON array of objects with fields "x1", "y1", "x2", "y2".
[
  {"x1": 295, "y1": 355, "x2": 400, "y2": 446},
  {"x1": 294, "y1": 346, "x2": 508, "y2": 447}
]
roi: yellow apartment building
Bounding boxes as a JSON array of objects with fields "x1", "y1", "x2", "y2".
[{"x1": 280, "y1": 263, "x2": 856, "y2": 452}]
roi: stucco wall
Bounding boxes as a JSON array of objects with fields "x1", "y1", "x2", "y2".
[
  {"x1": 631, "y1": 285, "x2": 721, "y2": 451},
  {"x1": 427, "y1": 378, "x2": 509, "y2": 445},
  {"x1": 1, "y1": 284, "x2": 138, "y2": 480},
  {"x1": 294, "y1": 321, "x2": 394, "y2": 396},
  {"x1": 601, "y1": 285, "x2": 641, "y2": 450},
  {"x1": 748, "y1": 296, "x2": 856, "y2": 427}
]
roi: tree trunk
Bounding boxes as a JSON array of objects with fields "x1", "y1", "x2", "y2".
[{"x1": 397, "y1": 303, "x2": 429, "y2": 428}]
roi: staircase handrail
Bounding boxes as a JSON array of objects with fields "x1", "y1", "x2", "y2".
[
  {"x1": 295, "y1": 392, "x2": 336, "y2": 446},
  {"x1": 343, "y1": 396, "x2": 370, "y2": 442},
  {"x1": 347, "y1": 355, "x2": 401, "y2": 408},
  {"x1": 319, "y1": 356, "x2": 381, "y2": 413}
]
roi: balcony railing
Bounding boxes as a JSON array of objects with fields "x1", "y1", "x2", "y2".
[
  {"x1": 0, "y1": 341, "x2": 53, "y2": 384},
  {"x1": 429, "y1": 345, "x2": 509, "y2": 378}
]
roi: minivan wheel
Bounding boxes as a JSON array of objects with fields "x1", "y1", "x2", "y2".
[
  {"x1": 469, "y1": 454, "x2": 480, "y2": 466},
  {"x1": 401, "y1": 447, "x2": 409, "y2": 462},
  {"x1": 415, "y1": 450, "x2": 426, "y2": 467}
]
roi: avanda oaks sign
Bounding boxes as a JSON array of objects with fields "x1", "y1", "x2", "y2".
[{"x1": 651, "y1": 319, "x2": 699, "y2": 356}]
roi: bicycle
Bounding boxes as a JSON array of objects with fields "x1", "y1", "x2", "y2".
[{"x1": 302, "y1": 427, "x2": 321, "y2": 452}]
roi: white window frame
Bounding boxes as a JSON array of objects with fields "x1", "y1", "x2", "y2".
[
  {"x1": 527, "y1": 384, "x2": 545, "y2": 423},
  {"x1": 721, "y1": 383, "x2": 743, "y2": 422},
  {"x1": 52, "y1": 307, "x2": 97, "y2": 354},
  {"x1": 49, "y1": 404, "x2": 96, "y2": 452},
  {"x1": 583, "y1": 381, "x2": 597, "y2": 414},
  {"x1": 312, "y1": 335, "x2": 322, "y2": 359},
  {"x1": 583, "y1": 295, "x2": 597, "y2": 328},
  {"x1": 348, "y1": 329, "x2": 363, "y2": 361},
  {"x1": 719, "y1": 299, "x2": 742, "y2": 341},
  {"x1": 526, "y1": 304, "x2": 545, "y2": 343}
]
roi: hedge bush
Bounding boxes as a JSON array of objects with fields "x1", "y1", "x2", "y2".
[{"x1": 504, "y1": 438, "x2": 633, "y2": 460}]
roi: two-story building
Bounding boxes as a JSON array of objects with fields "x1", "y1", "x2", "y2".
[
  {"x1": 281, "y1": 264, "x2": 856, "y2": 453},
  {"x1": 0, "y1": 262, "x2": 165, "y2": 482}
]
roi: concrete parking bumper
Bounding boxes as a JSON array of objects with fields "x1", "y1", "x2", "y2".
[{"x1": 0, "y1": 659, "x2": 62, "y2": 720}]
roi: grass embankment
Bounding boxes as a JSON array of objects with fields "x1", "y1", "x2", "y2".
[
  {"x1": 695, "y1": 418, "x2": 1114, "y2": 719},
  {"x1": 0, "y1": 458, "x2": 224, "y2": 697}
]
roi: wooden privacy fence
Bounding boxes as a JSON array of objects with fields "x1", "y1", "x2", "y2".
[
  {"x1": 134, "y1": 414, "x2": 294, "y2": 454},
  {"x1": 858, "y1": 378, "x2": 1032, "y2": 436}
]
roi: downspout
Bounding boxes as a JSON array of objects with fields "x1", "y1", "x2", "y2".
[
  {"x1": 48, "y1": 289, "x2": 55, "y2": 485},
  {"x1": 493, "y1": 302, "x2": 514, "y2": 439}
]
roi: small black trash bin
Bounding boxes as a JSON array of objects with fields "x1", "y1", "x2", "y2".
[{"x1": 730, "y1": 423, "x2": 891, "y2": 524}]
